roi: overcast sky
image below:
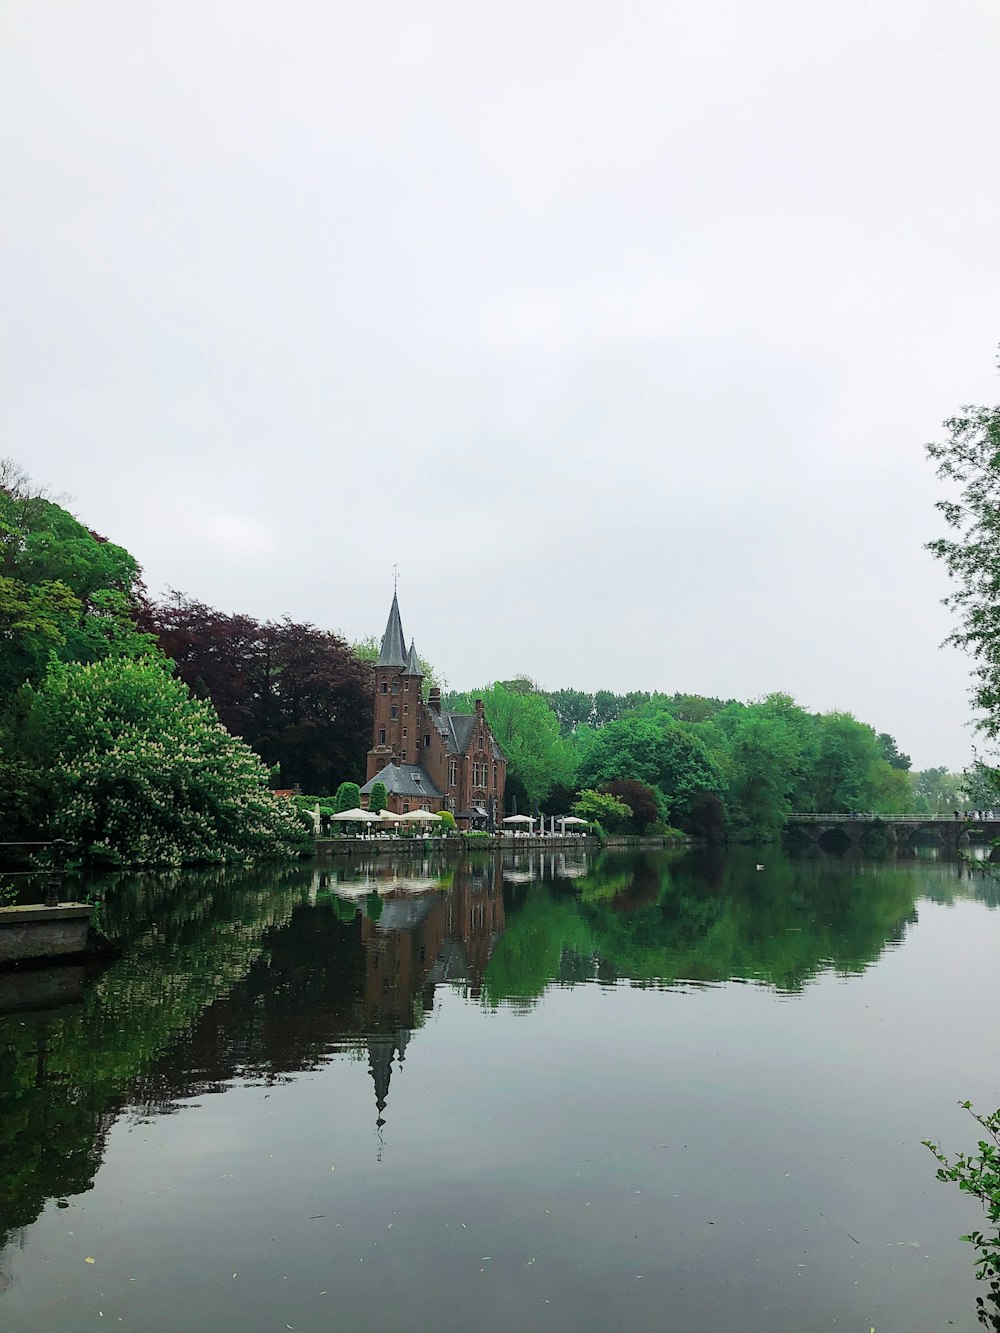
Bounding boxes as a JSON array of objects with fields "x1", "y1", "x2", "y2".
[{"x1": 3, "y1": 1, "x2": 999, "y2": 769}]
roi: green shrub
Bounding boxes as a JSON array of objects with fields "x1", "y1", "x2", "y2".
[
  {"x1": 333, "y1": 782, "x2": 361, "y2": 813},
  {"x1": 437, "y1": 810, "x2": 457, "y2": 831},
  {"x1": 925, "y1": 1101, "x2": 1000, "y2": 1324},
  {"x1": 369, "y1": 781, "x2": 388, "y2": 814}
]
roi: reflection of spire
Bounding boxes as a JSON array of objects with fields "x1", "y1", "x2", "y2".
[
  {"x1": 367, "y1": 1034, "x2": 395, "y2": 1125},
  {"x1": 366, "y1": 1028, "x2": 414, "y2": 1155}
]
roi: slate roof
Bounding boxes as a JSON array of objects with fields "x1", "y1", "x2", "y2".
[
  {"x1": 403, "y1": 639, "x2": 422, "y2": 676},
  {"x1": 361, "y1": 762, "x2": 443, "y2": 799},
  {"x1": 423, "y1": 707, "x2": 507, "y2": 760},
  {"x1": 376, "y1": 592, "x2": 407, "y2": 668}
]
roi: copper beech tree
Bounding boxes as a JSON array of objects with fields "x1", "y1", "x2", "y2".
[{"x1": 140, "y1": 594, "x2": 373, "y2": 794}]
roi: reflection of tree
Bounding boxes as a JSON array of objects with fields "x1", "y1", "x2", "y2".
[
  {"x1": 0, "y1": 854, "x2": 512, "y2": 1259},
  {"x1": 483, "y1": 847, "x2": 930, "y2": 1004},
  {"x1": 0, "y1": 866, "x2": 304, "y2": 1249}
]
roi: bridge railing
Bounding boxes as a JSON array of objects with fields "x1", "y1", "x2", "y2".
[{"x1": 785, "y1": 812, "x2": 994, "y2": 823}]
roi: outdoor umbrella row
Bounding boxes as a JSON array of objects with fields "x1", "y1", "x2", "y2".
[
  {"x1": 329, "y1": 808, "x2": 443, "y2": 824},
  {"x1": 329, "y1": 809, "x2": 591, "y2": 828}
]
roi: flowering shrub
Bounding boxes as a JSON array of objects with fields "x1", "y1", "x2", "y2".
[{"x1": 25, "y1": 657, "x2": 308, "y2": 866}]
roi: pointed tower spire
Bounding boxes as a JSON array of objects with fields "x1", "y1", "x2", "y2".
[
  {"x1": 403, "y1": 638, "x2": 422, "y2": 677},
  {"x1": 376, "y1": 591, "x2": 407, "y2": 668}
]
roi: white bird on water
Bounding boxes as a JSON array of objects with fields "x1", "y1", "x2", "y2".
[{"x1": 755, "y1": 864, "x2": 764, "y2": 871}]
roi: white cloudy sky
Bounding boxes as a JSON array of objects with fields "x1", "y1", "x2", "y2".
[{"x1": 3, "y1": 0, "x2": 999, "y2": 769}]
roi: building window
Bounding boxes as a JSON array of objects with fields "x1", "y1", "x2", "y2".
[
  {"x1": 493, "y1": 762, "x2": 497, "y2": 786},
  {"x1": 479, "y1": 736, "x2": 484, "y2": 750},
  {"x1": 449, "y1": 760, "x2": 458, "y2": 786},
  {"x1": 379, "y1": 728, "x2": 386, "y2": 745},
  {"x1": 403, "y1": 703, "x2": 409, "y2": 714},
  {"x1": 391, "y1": 682, "x2": 398, "y2": 694},
  {"x1": 404, "y1": 681, "x2": 410, "y2": 691},
  {"x1": 390, "y1": 706, "x2": 398, "y2": 719},
  {"x1": 403, "y1": 802, "x2": 410, "y2": 812},
  {"x1": 402, "y1": 728, "x2": 408, "y2": 738},
  {"x1": 424, "y1": 734, "x2": 431, "y2": 747},
  {"x1": 381, "y1": 682, "x2": 388, "y2": 694}
]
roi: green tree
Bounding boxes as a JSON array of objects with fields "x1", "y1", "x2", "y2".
[
  {"x1": 469, "y1": 682, "x2": 574, "y2": 805},
  {"x1": 877, "y1": 732, "x2": 911, "y2": 771},
  {"x1": 546, "y1": 688, "x2": 594, "y2": 735},
  {"x1": 927, "y1": 369, "x2": 1000, "y2": 744},
  {"x1": 368, "y1": 780, "x2": 388, "y2": 813},
  {"x1": 0, "y1": 465, "x2": 153, "y2": 704},
  {"x1": 723, "y1": 708, "x2": 806, "y2": 840},
  {"x1": 23, "y1": 656, "x2": 305, "y2": 865},
  {"x1": 571, "y1": 789, "x2": 632, "y2": 832},
  {"x1": 334, "y1": 781, "x2": 361, "y2": 813},
  {"x1": 577, "y1": 715, "x2": 726, "y2": 825}
]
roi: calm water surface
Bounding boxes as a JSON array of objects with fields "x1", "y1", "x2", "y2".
[{"x1": 1, "y1": 847, "x2": 999, "y2": 1332}]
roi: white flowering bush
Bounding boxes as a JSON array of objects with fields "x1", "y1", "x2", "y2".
[{"x1": 26, "y1": 657, "x2": 308, "y2": 865}]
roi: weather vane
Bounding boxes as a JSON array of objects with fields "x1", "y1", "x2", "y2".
[{"x1": 392, "y1": 562, "x2": 399, "y2": 592}]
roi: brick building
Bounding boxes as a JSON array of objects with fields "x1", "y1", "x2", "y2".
[{"x1": 360, "y1": 593, "x2": 507, "y2": 824}]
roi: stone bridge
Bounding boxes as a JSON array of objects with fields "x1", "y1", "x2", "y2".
[{"x1": 785, "y1": 812, "x2": 1000, "y2": 855}]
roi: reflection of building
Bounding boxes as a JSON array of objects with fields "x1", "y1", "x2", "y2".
[
  {"x1": 360, "y1": 593, "x2": 506, "y2": 822},
  {"x1": 358, "y1": 858, "x2": 505, "y2": 1128}
]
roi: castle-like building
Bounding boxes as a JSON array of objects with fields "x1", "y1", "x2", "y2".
[{"x1": 360, "y1": 593, "x2": 507, "y2": 823}]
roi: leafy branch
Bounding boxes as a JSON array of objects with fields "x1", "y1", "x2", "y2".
[{"x1": 924, "y1": 1101, "x2": 1000, "y2": 1328}]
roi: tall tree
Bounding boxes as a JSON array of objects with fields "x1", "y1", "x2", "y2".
[
  {"x1": 546, "y1": 688, "x2": 594, "y2": 735},
  {"x1": 142, "y1": 595, "x2": 372, "y2": 793},
  {"x1": 926, "y1": 369, "x2": 1000, "y2": 741},
  {"x1": 577, "y1": 715, "x2": 727, "y2": 824},
  {"x1": 478, "y1": 682, "x2": 574, "y2": 805}
]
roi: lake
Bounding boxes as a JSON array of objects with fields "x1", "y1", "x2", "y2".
[{"x1": 1, "y1": 846, "x2": 999, "y2": 1332}]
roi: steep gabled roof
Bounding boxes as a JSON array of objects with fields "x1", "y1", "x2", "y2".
[
  {"x1": 447, "y1": 713, "x2": 476, "y2": 755},
  {"x1": 361, "y1": 762, "x2": 444, "y2": 799},
  {"x1": 376, "y1": 592, "x2": 407, "y2": 668}
]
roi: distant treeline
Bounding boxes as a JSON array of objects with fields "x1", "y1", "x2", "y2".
[{"x1": 442, "y1": 680, "x2": 964, "y2": 841}]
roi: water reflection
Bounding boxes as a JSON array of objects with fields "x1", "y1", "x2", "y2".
[{"x1": 1, "y1": 846, "x2": 998, "y2": 1327}]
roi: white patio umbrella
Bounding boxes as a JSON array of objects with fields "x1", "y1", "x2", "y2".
[
  {"x1": 331, "y1": 807, "x2": 381, "y2": 822},
  {"x1": 560, "y1": 816, "x2": 590, "y2": 826},
  {"x1": 502, "y1": 814, "x2": 535, "y2": 825},
  {"x1": 397, "y1": 809, "x2": 442, "y2": 822}
]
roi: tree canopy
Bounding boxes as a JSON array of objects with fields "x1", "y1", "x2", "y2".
[
  {"x1": 927, "y1": 370, "x2": 1000, "y2": 742},
  {"x1": 141, "y1": 593, "x2": 372, "y2": 794},
  {"x1": 24, "y1": 656, "x2": 305, "y2": 865}
]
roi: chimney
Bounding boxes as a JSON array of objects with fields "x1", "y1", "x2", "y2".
[
  {"x1": 429, "y1": 687, "x2": 441, "y2": 713},
  {"x1": 475, "y1": 698, "x2": 484, "y2": 719}
]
